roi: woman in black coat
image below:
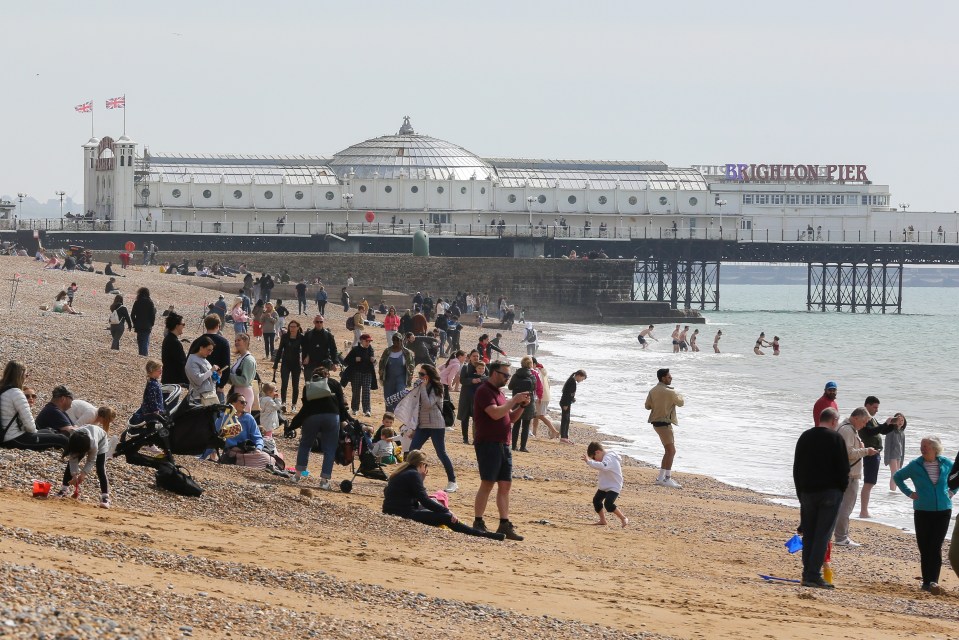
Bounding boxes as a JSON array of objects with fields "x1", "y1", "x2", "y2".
[
  {"x1": 273, "y1": 319, "x2": 305, "y2": 410},
  {"x1": 342, "y1": 333, "x2": 376, "y2": 416},
  {"x1": 108, "y1": 294, "x2": 133, "y2": 351},
  {"x1": 130, "y1": 287, "x2": 156, "y2": 357},
  {"x1": 161, "y1": 312, "x2": 189, "y2": 386}
]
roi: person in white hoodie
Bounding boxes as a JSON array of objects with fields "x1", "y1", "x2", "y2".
[{"x1": 583, "y1": 442, "x2": 629, "y2": 527}]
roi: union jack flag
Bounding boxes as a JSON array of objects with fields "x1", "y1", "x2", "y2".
[
  {"x1": 74, "y1": 101, "x2": 92, "y2": 113},
  {"x1": 106, "y1": 95, "x2": 125, "y2": 110}
]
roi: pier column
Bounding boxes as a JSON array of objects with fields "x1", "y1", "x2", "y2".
[
  {"x1": 806, "y1": 262, "x2": 902, "y2": 313},
  {"x1": 633, "y1": 259, "x2": 719, "y2": 310}
]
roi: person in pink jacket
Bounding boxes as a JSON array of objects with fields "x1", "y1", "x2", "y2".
[
  {"x1": 383, "y1": 306, "x2": 401, "y2": 345},
  {"x1": 439, "y1": 351, "x2": 466, "y2": 394}
]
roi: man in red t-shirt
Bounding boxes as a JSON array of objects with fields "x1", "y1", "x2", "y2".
[
  {"x1": 471, "y1": 361, "x2": 531, "y2": 541},
  {"x1": 813, "y1": 381, "x2": 839, "y2": 427}
]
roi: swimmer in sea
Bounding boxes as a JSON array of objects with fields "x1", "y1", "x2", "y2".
[
  {"x1": 637, "y1": 325, "x2": 658, "y2": 351},
  {"x1": 772, "y1": 335, "x2": 780, "y2": 356},
  {"x1": 678, "y1": 326, "x2": 689, "y2": 352},
  {"x1": 690, "y1": 329, "x2": 700, "y2": 352},
  {"x1": 671, "y1": 325, "x2": 681, "y2": 353},
  {"x1": 713, "y1": 329, "x2": 722, "y2": 353},
  {"x1": 754, "y1": 332, "x2": 772, "y2": 355}
]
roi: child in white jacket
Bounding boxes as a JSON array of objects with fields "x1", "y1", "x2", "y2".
[
  {"x1": 583, "y1": 441, "x2": 628, "y2": 527},
  {"x1": 57, "y1": 407, "x2": 116, "y2": 508}
]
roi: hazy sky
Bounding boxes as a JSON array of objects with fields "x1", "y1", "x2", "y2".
[{"x1": 3, "y1": 1, "x2": 957, "y2": 211}]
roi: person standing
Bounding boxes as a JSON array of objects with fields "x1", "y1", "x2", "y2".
[
  {"x1": 260, "y1": 302, "x2": 279, "y2": 359},
  {"x1": 858, "y1": 395, "x2": 898, "y2": 518},
  {"x1": 295, "y1": 280, "x2": 308, "y2": 315},
  {"x1": 230, "y1": 333, "x2": 257, "y2": 408},
  {"x1": 812, "y1": 381, "x2": 839, "y2": 427},
  {"x1": 457, "y1": 351, "x2": 485, "y2": 445},
  {"x1": 315, "y1": 286, "x2": 328, "y2": 315},
  {"x1": 834, "y1": 407, "x2": 877, "y2": 547},
  {"x1": 792, "y1": 407, "x2": 848, "y2": 589},
  {"x1": 383, "y1": 306, "x2": 401, "y2": 346},
  {"x1": 713, "y1": 329, "x2": 722, "y2": 353},
  {"x1": 471, "y1": 361, "x2": 530, "y2": 541},
  {"x1": 894, "y1": 436, "x2": 952, "y2": 595},
  {"x1": 130, "y1": 287, "x2": 157, "y2": 357},
  {"x1": 273, "y1": 320, "x2": 305, "y2": 411},
  {"x1": 400, "y1": 364, "x2": 458, "y2": 493},
  {"x1": 670, "y1": 325, "x2": 681, "y2": 353},
  {"x1": 507, "y1": 358, "x2": 538, "y2": 453},
  {"x1": 379, "y1": 334, "x2": 414, "y2": 411},
  {"x1": 341, "y1": 287, "x2": 350, "y2": 312},
  {"x1": 559, "y1": 370, "x2": 587, "y2": 444},
  {"x1": 885, "y1": 413, "x2": 907, "y2": 491},
  {"x1": 160, "y1": 312, "x2": 189, "y2": 386},
  {"x1": 645, "y1": 368, "x2": 684, "y2": 488},
  {"x1": 303, "y1": 315, "x2": 339, "y2": 382},
  {"x1": 637, "y1": 325, "x2": 657, "y2": 350},
  {"x1": 189, "y1": 315, "x2": 232, "y2": 402},
  {"x1": 107, "y1": 294, "x2": 132, "y2": 351},
  {"x1": 343, "y1": 333, "x2": 376, "y2": 417}
]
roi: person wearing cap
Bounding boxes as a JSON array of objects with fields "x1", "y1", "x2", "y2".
[
  {"x1": 303, "y1": 315, "x2": 339, "y2": 381},
  {"x1": 344, "y1": 333, "x2": 376, "y2": 416},
  {"x1": 813, "y1": 382, "x2": 839, "y2": 427},
  {"x1": 645, "y1": 368, "x2": 684, "y2": 488},
  {"x1": 35, "y1": 386, "x2": 77, "y2": 434},
  {"x1": 212, "y1": 295, "x2": 227, "y2": 322}
]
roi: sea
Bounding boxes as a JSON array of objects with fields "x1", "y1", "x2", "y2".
[{"x1": 539, "y1": 283, "x2": 959, "y2": 535}]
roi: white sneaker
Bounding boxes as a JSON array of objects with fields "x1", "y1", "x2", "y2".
[
  {"x1": 445, "y1": 481, "x2": 458, "y2": 493},
  {"x1": 318, "y1": 478, "x2": 332, "y2": 491},
  {"x1": 834, "y1": 538, "x2": 861, "y2": 547},
  {"x1": 661, "y1": 477, "x2": 682, "y2": 489}
]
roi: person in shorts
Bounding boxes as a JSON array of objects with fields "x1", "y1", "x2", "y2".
[
  {"x1": 645, "y1": 368, "x2": 685, "y2": 488},
  {"x1": 471, "y1": 361, "x2": 531, "y2": 541}
]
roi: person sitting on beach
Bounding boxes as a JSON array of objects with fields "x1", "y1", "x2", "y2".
[
  {"x1": 216, "y1": 392, "x2": 272, "y2": 468},
  {"x1": 36, "y1": 385, "x2": 77, "y2": 434},
  {"x1": 0, "y1": 361, "x2": 69, "y2": 451},
  {"x1": 52, "y1": 291, "x2": 80, "y2": 315},
  {"x1": 55, "y1": 406, "x2": 116, "y2": 508},
  {"x1": 583, "y1": 442, "x2": 628, "y2": 527},
  {"x1": 372, "y1": 427, "x2": 398, "y2": 464},
  {"x1": 104, "y1": 262, "x2": 122, "y2": 277},
  {"x1": 105, "y1": 277, "x2": 120, "y2": 295},
  {"x1": 382, "y1": 450, "x2": 505, "y2": 540}
]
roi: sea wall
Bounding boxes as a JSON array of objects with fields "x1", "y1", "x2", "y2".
[{"x1": 93, "y1": 251, "x2": 636, "y2": 323}]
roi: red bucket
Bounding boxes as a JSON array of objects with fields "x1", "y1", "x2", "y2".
[{"x1": 32, "y1": 480, "x2": 51, "y2": 498}]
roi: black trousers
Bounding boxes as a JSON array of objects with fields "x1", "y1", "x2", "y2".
[
  {"x1": 5, "y1": 429, "x2": 68, "y2": 451},
  {"x1": 915, "y1": 509, "x2": 952, "y2": 584},
  {"x1": 512, "y1": 417, "x2": 531, "y2": 450},
  {"x1": 560, "y1": 406, "x2": 571, "y2": 439},
  {"x1": 280, "y1": 363, "x2": 302, "y2": 406},
  {"x1": 63, "y1": 453, "x2": 109, "y2": 494},
  {"x1": 798, "y1": 488, "x2": 842, "y2": 582}
]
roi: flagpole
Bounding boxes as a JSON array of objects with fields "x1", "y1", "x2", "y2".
[
  {"x1": 91, "y1": 100, "x2": 94, "y2": 138},
  {"x1": 123, "y1": 94, "x2": 126, "y2": 136}
]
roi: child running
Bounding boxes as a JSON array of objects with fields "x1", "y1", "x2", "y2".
[
  {"x1": 57, "y1": 406, "x2": 117, "y2": 508},
  {"x1": 582, "y1": 441, "x2": 628, "y2": 527}
]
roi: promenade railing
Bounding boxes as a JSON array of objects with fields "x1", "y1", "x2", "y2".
[{"x1": 1, "y1": 218, "x2": 957, "y2": 245}]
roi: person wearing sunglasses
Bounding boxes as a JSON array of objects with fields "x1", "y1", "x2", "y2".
[
  {"x1": 0, "y1": 361, "x2": 68, "y2": 451},
  {"x1": 216, "y1": 392, "x2": 271, "y2": 468}
]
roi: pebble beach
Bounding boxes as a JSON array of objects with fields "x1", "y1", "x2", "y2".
[{"x1": 1, "y1": 256, "x2": 958, "y2": 640}]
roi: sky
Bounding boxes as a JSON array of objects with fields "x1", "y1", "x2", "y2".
[{"x1": 2, "y1": 0, "x2": 958, "y2": 214}]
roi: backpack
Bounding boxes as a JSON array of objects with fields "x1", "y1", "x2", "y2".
[
  {"x1": 527, "y1": 328, "x2": 537, "y2": 342},
  {"x1": 155, "y1": 461, "x2": 204, "y2": 497},
  {"x1": 109, "y1": 309, "x2": 121, "y2": 325},
  {"x1": 345, "y1": 315, "x2": 355, "y2": 331}
]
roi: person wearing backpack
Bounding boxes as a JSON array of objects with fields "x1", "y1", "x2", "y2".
[
  {"x1": 108, "y1": 294, "x2": 133, "y2": 351},
  {"x1": 522, "y1": 322, "x2": 538, "y2": 356},
  {"x1": 289, "y1": 365, "x2": 350, "y2": 489},
  {"x1": 0, "y1": 360, "x2": 68, "y2": 451},
  {"x1": 303, "y1": 315, "x2": 339, "y2": 382}
]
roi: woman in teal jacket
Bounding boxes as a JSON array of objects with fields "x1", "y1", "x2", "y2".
[{"x1": 894, "y1": 436, "x2": 953, "y2": 595}]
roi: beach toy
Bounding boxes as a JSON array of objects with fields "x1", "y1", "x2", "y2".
[
  {"x1": 32, "y1": 480, "x2": 51, "y2": 498},
  {"x1": 759, "y1": 574, "x2": 801, "y2": 584},
  {"x1": 823, "y1": 564, "x2": 834, "y2": 584},
  {"x1": 365, "y1": 210, "x2": 375, "y2": 223},
  {"x1": 785, "y1": 534, "x2": 803, "y2": 553}
]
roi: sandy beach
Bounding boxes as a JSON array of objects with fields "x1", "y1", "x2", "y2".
[{"x1": 0, "y1": 256, "x2": 957, "y2": 640}]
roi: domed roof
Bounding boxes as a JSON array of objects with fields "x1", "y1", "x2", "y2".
[{"x1": 329, "y1": 117, "x2": 494, "y2": 181}]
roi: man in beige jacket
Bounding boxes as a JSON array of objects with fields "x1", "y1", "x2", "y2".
[
  {"x1": 834, "y1": 407, "x2": 877, "y2": 547},
  {"x1": 645, "y1": 368, "x2": 685, "y2": 488}
]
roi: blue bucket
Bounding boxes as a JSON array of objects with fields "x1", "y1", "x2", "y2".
[{"x1": 784, "y1": 534, "x2": 803, "y2": 554}]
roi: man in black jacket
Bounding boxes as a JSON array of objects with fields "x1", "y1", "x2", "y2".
[
  {"x1": 303, "y1": 315, "x2": 339, "y2": 381},
  {"x1": 792, "y1": 407, "x2": 848, "y2": 589}
]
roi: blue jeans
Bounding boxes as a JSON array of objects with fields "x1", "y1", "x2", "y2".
[
  {"x1": 409, "y1": 428, "x2": 455, "y2": 482},
  {"x1": 135, "y1": 331, "x2": 150, "y2": 356},
  {"x1": 296, "y1": 413, "x2": 340, "y2": 479},
  {"x1": 798, "y1": 488, "x2": 842, "y2": 582}
]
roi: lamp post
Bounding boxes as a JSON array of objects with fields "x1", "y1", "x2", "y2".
[
  {"x1": 16, "y1": 192, "x2": 27, "y2": 221},
  {"x1": 342, "y1": 192, "x2": 353, "y2": 230},
  {"x1": 526, "y1": 195, "x2": 535, "y2": 231},
  {"x1": 55, "y1": 190, "x2": 66, "y2": 220},
  {"x1": 715, "y1": 198, "x2": 727, "y2": 239}
]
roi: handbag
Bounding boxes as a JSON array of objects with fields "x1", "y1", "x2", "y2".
[
  {"x1": 155, "y1": 461, "x2": 204, "y2": 497},
  {"x1": 442, "y1": 398, "x2": 456, "y2": 427},
  {"x1": 199, "y1": 391, "x2": 219, "y2": 407}
]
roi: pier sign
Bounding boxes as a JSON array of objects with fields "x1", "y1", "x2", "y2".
[{"x1": 723, "y1": 164, "x2": 868, "y2": 183}]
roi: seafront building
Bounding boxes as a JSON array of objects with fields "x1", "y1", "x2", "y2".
[{"x1": 76, "y1": 117, "x2": 954, "y2": 241}]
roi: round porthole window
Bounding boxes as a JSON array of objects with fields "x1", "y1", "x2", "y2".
[
  {"x1": 140, "y1": 188, "x2": 150, "y2": 198},
  {"x1": 508, "y1": 194, "x2": 517, "y2": 203},
  {"x1": 598, "y1": 195, "x2": 607, "y2": 205},
  {"x1": 264, "y1": 190, "x2": 273, "y2": 200},
  {"x1": 411, "y1": 185, "x2": 419, "y2": 194},
  {"x1": 628, "y1": 196, "x2": 638, "y2": 205},
  {"x1": 359, "y1": 185, "x2": 367, "y2": 193},
  {"x1": 294, "y1": 191, "x2": 304, "y2": 200},
  {"x1": 538, "y1": 194, "x2": 546, "y2": 204},
  {"x1": 689, "y1": 197, "x2": 698, "y2": 206},
  {"x1": 460, "y1": 186, "x2": 467, "y2": 194},
  {"x1": 202, "y1": 189, "x2": 212, "y2": 199},
  {"x1": 437, "y1": 186, "x2": 444, "y2": 194},
  {"x1": 659, "y1": 196, "x2": 668, "y2": 206},
  {"x1": 480, "y1": 187, "x2": 486, "y2": 194},
  {"x1": 325, "y1": 191, "x2": 335, "y2": 200},
  {"x1": 568, "y1": 195, "x2": 577, "y2": 205},
  {"x1": 385, "y1": 185, "x2": 393, "y2": 193},
  {"x1": 233, "y1": 190, "x2": 242, "y2": 199},
  {"x1": 171, "y1": 189, "x2": 181, "y2": 199}
]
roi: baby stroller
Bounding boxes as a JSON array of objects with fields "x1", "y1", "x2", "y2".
[
  {"x1": 338, "y1": 417, "x2": 388, "y2": 493},
  {"x1": 114, "y1": 384, "x2": 226, "y2": 470}
]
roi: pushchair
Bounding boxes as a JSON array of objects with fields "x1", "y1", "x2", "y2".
[
  {"x1": 114, "y1": 384, "x2": 226, "y2": 470},
  {"x1": 338, "y1": 417, "x2": 388, "y2": 493}
]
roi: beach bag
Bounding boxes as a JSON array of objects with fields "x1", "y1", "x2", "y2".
[
  {"x1": 346, "y1": 315, "x2": 355, "y2": 331},
  {"x1": 109, "y1": 309, "x2": 121, "y2": 325},
  {"x1": 442, "y1": 398, "x2": 456, "y2": 427},
  {"x1": 304, "y1": 377, "x2": 332, "y2": 401},
  {"x1": 155, "y1": 461, "x2": 203, "y2": 497}
]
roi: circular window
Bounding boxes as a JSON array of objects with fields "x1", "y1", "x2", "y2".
[
  {"x1": 411, "y1": 185, "x2": 419, "y2": 194},
  {"x1": 264, "y1": 190, "x2": 273, "y2": 200},
  {"x1": 508, "y1": 194, "x2": 517, "y2": 204},
  {"x1": 437, "y1": 186, "x2": 444, "y2": 194},
  {"x1": 628, "y1": 196, "x2": 638, "y2": 205},
  {"x1": 568, "y1": 195, "x2": 577, "y2": 205},
  {"x1": 659, "y1": 196, "x2": 668, "y2": 206},
  {"x1": 171, "y1": 188, "x2": 181, "y2": 199},
  {"x1": 689, "y1": 197, "x2": 698, "y2": 206},
  {"x1": 598, "y1": 195, "x2": 607, "y2": 205},
  {"x1": 460, "y1": 186, "x2": 467, "y2": 194},
  {"x1": 537, "y1": 194, "x2": 546, "y2": 204},
  {"x1": 325, "y1": 191, "x2": 335, "y2": 200},
  {"x1": 233, "y1": 190, "x2": 242, "y2": 199},
  {"x1": 203, "y1": 189, "x2": 212, "y2": 199},
  {"x1": 481, "y1": 187, "x2": 486, "y2": 194},
  {"x1": 140, "y1": 188, "x2": 150, "y2": 198},
  {"x1": 294, "y1": 191, "x2": 304, "y2": 200},
  {"x1": 359, "y1": 185, "x2": 367, "y2": 193},
  {"x1": 385, "y1": 185, "x2": 393, "y2": 193}
]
